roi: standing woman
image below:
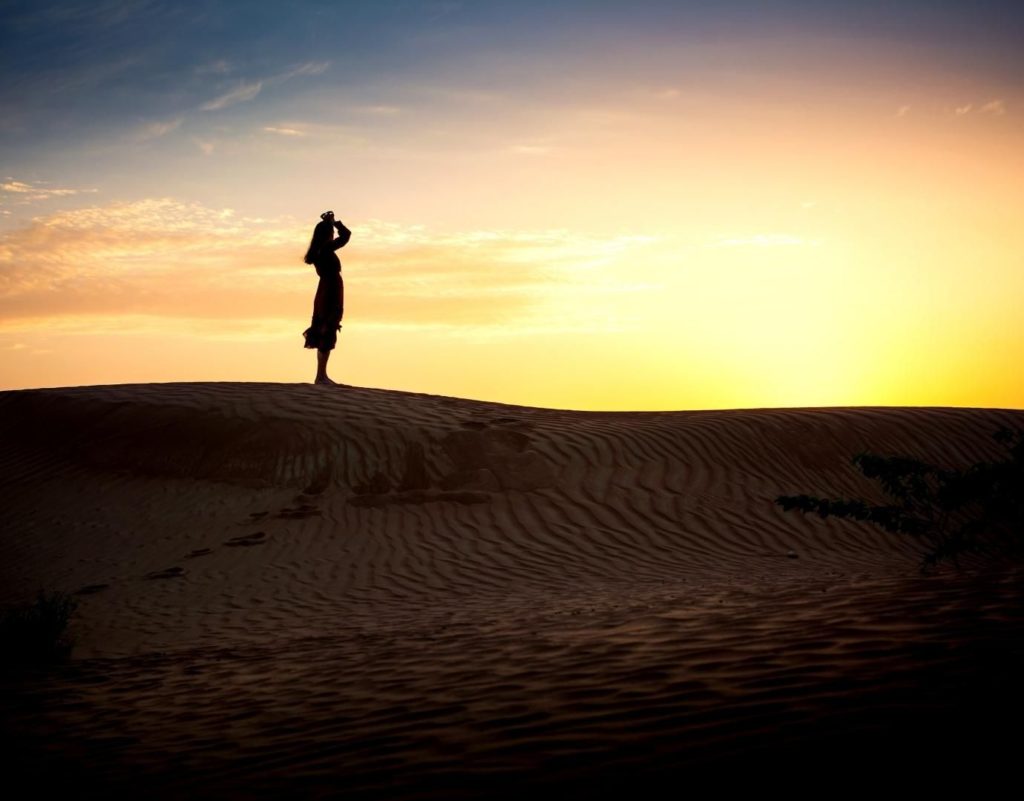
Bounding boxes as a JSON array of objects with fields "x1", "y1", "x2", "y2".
[{"x1": 303, "y1": 210, "x2": 351, "y2": 384}]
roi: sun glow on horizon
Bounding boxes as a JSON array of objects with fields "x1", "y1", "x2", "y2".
[{"x1": 2, "y1": 3, "x2": 1023, "y2": 410}]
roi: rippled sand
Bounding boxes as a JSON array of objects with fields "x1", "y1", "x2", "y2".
[{"x1": 2, "y1": 383, "x2": 1021, "y2": 796}]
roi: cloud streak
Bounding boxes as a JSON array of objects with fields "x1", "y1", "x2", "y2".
[
  {"x1": 275, "y1": 61, "x2": 330, "y2": 81},
  {"x1": 136, "y1": 117, "x2": 183, "y2": 140},
  {"x1": 979, "y1": 98, "x2": 1007, "y2": 115},
  {"x1": 264, "y1": 126, "x2": 306, "y2": 137},
  {"x1": 953, "y1": 98, "x2": 1007, "y2": 117},
  {"x1": 200, "y1": 81, "x2": 263, "y2": 111},
  {"x1": 1, "y1": 179, "x2": 99, "y2": 203},
  {"x1": 199, "y1": 61, "x2": 330, "y2": 112},
  {"x1": 0, "y1": 198, "x2": 656, "y2": 335}
]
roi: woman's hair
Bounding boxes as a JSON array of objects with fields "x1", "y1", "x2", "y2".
[{"x1": 303, "y1": 220, "x2": 334, "y2": 265}]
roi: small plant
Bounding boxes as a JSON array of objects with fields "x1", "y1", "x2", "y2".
[
  {"x1": 777, "y1": 428, "x2": 1024, "y2": 568},
  {"x1": 0, "y1": 590, "x2": 79, "y2": 665}
]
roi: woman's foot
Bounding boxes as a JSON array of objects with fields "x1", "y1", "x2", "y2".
[{"x1": 314, "y1": 375, "x2": 336, "y2": 385}]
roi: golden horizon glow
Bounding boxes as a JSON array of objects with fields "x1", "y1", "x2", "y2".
[{"x1": 2, "y1": 21, "x2": 1023, "y2": 411}]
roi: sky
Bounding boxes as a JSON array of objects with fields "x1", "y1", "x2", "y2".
[{"x1": 2, "y1": 0, "x2": 1023, "y2": 410}]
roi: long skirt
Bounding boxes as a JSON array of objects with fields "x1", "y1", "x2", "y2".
[{"x1": 303, "y1": 271, "x2": 344, "y2": 352}]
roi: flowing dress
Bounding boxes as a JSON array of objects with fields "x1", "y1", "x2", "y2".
[{"x1": 303, "y1": 225, "x2": 350, "y2": 352}]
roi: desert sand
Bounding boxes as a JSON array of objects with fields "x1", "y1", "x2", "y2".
[{"x1": 1, "y1": 382, "x2": 1022, "y2": 797}]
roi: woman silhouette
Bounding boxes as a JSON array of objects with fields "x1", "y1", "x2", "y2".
[{"x1": 302, "y1": 211, "x2": 351, "y2": 384}]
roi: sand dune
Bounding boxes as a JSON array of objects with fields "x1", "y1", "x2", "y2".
[{"x1": 1, "y1": 383, "x2": 1022, "y2": 795}]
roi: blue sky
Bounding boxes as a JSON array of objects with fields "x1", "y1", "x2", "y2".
[
  {"x1": 3, "y1": 0, "x2": 1022, "y2": 231},
  {"x1": 3, "y1": 1, "x2": 1022, "y2": 151}
]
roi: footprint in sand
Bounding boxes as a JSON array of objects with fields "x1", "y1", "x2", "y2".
[
  {"x1": 224, "y1": 531, "x2": 267, "y2": 547},
  {"x1": 184, "y1": 548, "x2": 214, "y2": 559},
  {"x1": 145, "y1": 567, "x2": 185, "y2": 580}
]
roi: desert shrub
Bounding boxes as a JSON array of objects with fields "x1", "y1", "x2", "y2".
[
  {"x1": 0, "y1": 590, "x2": 78, "y2": 665},
  {"x1": 777, "y1": 428, "x2": 1024, "y2": 568}
]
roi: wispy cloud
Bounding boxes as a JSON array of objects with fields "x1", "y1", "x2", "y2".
[
  {"x1": 264, "y1": 126, "x2": 306, "y2": 137},
  {"x1": 350, "y1": 105, "x2": 401, "y2": 115},
  {"x1": 979, "y1": 98, "x2": 1007, "y2": 115},
  {"x1": 193, "y1": 138, "x2": 216, "y2": 155},
  {"x1": 198, "y1": 61, "x2": 330, "y2": 113},
  {"x1": 275, "y1": 61, "x2": 330, "y2": 81},
  {"x1": 1, "y1": 178, "x2": 99, "y2": 203},
  {"x1": 136, "y1": 117, "x2": 182, "y2": 140},
  {"x1": 953, "y1": 99, "x2": 1007, "y2": 117},
  {"x1": 200, "y1": 81, "x2": 263, "y2": 111},
  {"x1": 252, "y1": 120, "x2": 368, "y2": 147},
  {"x1": 3, "y1": 181, "x2": 41, "y2": 194},
  {"x1": 0, "y1": 199, "x2": 657, "y2": 334}
]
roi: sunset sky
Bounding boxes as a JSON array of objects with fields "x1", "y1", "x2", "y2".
[{"x1": 2, "y1": 1, "x2": 1022, "y2": 410}]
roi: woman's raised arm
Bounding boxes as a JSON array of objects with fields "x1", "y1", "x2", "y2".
[{"x1": 332, "y1": 221, "x2": 351, "y2": 250}]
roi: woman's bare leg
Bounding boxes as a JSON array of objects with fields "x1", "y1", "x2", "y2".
[{"x1": 315, "y1": 349, "x2": 335, "y2": 385}]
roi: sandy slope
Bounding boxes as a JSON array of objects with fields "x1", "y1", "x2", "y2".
[{"x1": 1, "y1": 383, "x2": 1022, "y2": 796}]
